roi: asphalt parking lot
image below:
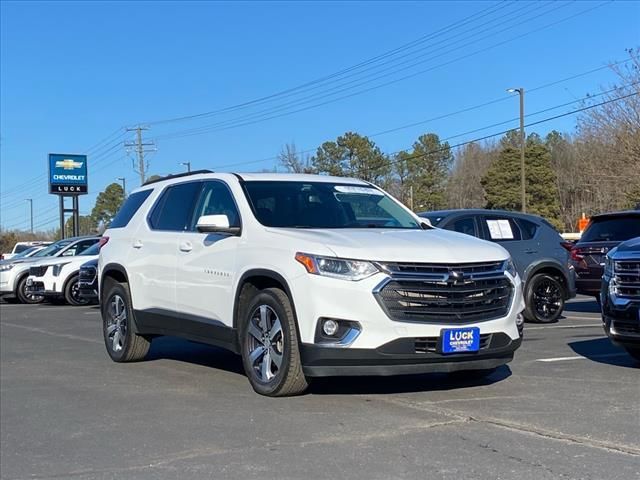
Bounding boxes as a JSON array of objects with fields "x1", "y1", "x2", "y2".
[{"x1": 0, "y1": 296, "x2": 638, "y2": 480}]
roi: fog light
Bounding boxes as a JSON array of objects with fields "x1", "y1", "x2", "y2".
[
  {"x1": 516, "y1": 312, "x2": 524, "y2": 326},
  {"x1": 322, "y1": 319, "x2": 339, "y2": 336}
]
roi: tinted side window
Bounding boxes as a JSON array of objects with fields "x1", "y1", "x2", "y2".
[
  {"x1": 61, "y1": 239, "x2": 98, "y2": 257},
  {"x1": 482, "y1": 217, "x2": 522, "y2": 241},
  {"x1": 444, "y1": 217, "x2": 477, "y2": 237},
  {"x1": 149, "y1": 182, "x2": 202, "y2": 231},
  {"x1": 191, "y1": 181, "x2": 241, "y2": 230},
  {"x1": 14, "y1": 244, "x2": 30, "y2": 253},
  {"x1": 515, "y1": 218, "x2": 538, "y2": 240},
  {"x1": 110, "y1": 190, "x2": 153, "y2": 228}
]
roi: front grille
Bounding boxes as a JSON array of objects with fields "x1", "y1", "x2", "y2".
[
  {"x1": 375, "y1": 262, "x2": 513, "y2": 324},
  {"x1": 614, "y1": 260, "x2": 640, "y2": 298},
  {"x1": 415, "y1": 333, "x2": 492, "y2": 353},
  {"x1": 29, "y1": 265, "x2": 49, "y2": 277},
  {"x1": 79, "y1": 266, "x2": 97, "y2": 283}
]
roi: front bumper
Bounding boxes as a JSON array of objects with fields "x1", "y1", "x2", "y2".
[
  {"x1": 601, "y1": 279, "x2": 640, "y2": 348},
  {"x1": 25, "y1": 279, "x2": 61, "y2": 298},
  {"x1": 301, "y1": 333, "x2": 521, "y2": 376}
]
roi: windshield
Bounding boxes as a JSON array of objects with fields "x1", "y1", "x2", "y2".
[
  {"x1": 32, "y1": 240, "x2": 72, "y2": 257},
  {"x1": 244, "y1": 181, "x2": 421, "y2": 229},
  {"x1": 80, "y1": 243, "x2": 100, "y2": 256},
  {"x1": 13, "y1": 246, "x2": 39, "y2": 258},
  {"x1": 581, "y1": 217, "x2": 640, "y2": 242}
]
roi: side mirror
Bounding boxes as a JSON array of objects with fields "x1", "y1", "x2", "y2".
[
  {"x1": 196, "y1": 214, "x2": 241, "y2": 235},
  {"x1": 420, "y1": 218, "x2": 432, "y2": 229}
]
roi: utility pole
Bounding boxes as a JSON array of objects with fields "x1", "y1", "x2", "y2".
[
  {"x1": 117, "y1": 177, "x2": 126, "y2": 197},
  {"x1": 507, "y1": 87, "x2": 526, "y2": 213},
  {"x1": 181, "y1": 161, "x2": 191, "y2": 173},
  {"x1": 125, "y1": 126, "x2": 155, "y2": 185},
  {"x1": 409, "y1": 186, "x2": 414, "y2": 211},
  {"x1": 26, "y1": 198, "x2": 33, "y2": 233}
]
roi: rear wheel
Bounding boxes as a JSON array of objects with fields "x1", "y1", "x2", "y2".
[
  {"x1": 16, "y1": 276, "x2": 44, "y2": 304},
  {"x1": 64, "y1": 275, "x2": 89, "y2": 306},
  {"x1": 524, "y1": 274, "x2": 564, "y2": 323},
  {"x1": 240, "y1": 287, "x2": 308, "y2": 397},
  {"x1": 101, "y1": 280, "x2": 150, "y2": 362}
]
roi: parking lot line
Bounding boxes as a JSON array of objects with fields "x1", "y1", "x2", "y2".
[{"x1": 535, "y1": 353, "x2": 628, "y2": 363}]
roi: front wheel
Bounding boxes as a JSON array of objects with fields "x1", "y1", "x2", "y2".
[
  {"x1": 64, "y1": 275, "x2": 89, "y2": 306},
  {"x1": 16, "y1": 276, "x2": 44, "y2": 304},
  {"x1": 524, "y1": 274, "x2": 565, "y2": 323},
  {"x1": 240, "y1": 287, "x2": 309, "y2": 397},
  {"x1": 101, "y1": 280, "x2": 150, "y2": 362}
]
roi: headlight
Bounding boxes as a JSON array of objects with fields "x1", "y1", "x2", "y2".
[
  {"x1": 0, "y1": 264, "x2": 14, "y2": 272},
  {"x1": 295, "y1": 253, "x2": 379, "y2": 281},
  {"x1": 503, "y1": 258, "x2": 517, "y2": 277},
  {"x1": 52, "y1": 263, "x2": 70, "y2": 276},
  {"x1": 604, "y1": 256, "x2": 614, "y2": 277}
]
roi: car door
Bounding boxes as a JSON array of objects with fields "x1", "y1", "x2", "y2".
[
  {"x1": 479, "y1": 214, "x2": 528, "y2": 277},
  {"x1": 127, "y1": 181, "x2": 202, "y2": 330},
  {"x1": 175, "y1": 180, "x2": 242, "y2": 337}
]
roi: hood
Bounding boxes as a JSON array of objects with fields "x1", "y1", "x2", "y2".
[
  {"x1": 32, "y1": 255, "x2": 99, "y2": 268},
  {"x1": 0, "y1": 256, "x2": 45, "y2": 267},
  {"x1": 267, "y1": 227, "x2": 509, "y2": 263},
  {"x1": 610, "y1": 237, "x2": 640, "y2": 258}
]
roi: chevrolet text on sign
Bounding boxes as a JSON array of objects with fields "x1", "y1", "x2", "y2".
[{"x1": 48, "y1": 153, "x2": 88, "y2": 195}]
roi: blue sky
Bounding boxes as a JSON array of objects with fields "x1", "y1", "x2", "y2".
[{"x1": 1, "y1": 0, "x2": 639, "y2": 232}]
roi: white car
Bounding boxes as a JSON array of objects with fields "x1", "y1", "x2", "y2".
[
  {"x1": 0, "y1": 236, "x2": 100, "y2": 304},
  {"x1": 99, "y1": 172, "x2": 525, "y2": 397},
  {"x1": 26, "y1": 242, "x2": 100, "y2": 305},
  {"x1": 1, "y1": 241, "x2": 51, "y2": 260}
]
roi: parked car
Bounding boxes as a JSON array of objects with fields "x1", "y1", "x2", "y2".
[
  {"x1": 26, "y1": 242, "x2": 101, "y2": 305},
  {"x1": 10, "y1": 245, "x2": 46, "y2": 259},
  {"x1": 419, "y1": 209, "x2": 576, "y2": 323},
  {"x1": 0, "y1": 236, "x2": 100, "y2": 304},
  {"x1": 99, "y1": 171, "x2": 525, "y2": 397},
  {"x1": 600, "y1": 236, "x2": 640, "y2": 361},
  {"x1": 1, "y1": 241, "x2": 51, "y2": 260},
  {"x1": 571, "y1": 211, "x2": 640, "y2": 298},
  {"x1": 78, "y1": 258, "x2": 99, "y2": 304}
]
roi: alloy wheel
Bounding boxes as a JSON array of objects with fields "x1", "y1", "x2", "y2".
[
  {"x1": 532, "y1": 278, "x2": 562, "y2": 320},
  {"x1": 106, "y1": 294, "x2": 127, "y2": 352},
  {"x1": 246, "y1": 304, "x2": 284, "y2": 383}
]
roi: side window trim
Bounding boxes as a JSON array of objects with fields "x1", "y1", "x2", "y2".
[
  {"x1": 147, "y1": 180, "x2": 203, "y2": 232},
  {"x1": 188, "y1": 180, "x2": 243, "y2": 233}
]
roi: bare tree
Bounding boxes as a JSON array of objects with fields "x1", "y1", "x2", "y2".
[{"x1": 278, "y1": 143, "x2": 314, "y2": 173}]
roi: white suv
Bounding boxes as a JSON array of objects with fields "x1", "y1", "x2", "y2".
[{"x1": 99, "y1": 172, "x2": 524, "y2": 396}]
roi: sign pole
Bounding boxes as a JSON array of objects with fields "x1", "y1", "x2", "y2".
[
  {"x1": 59, "y1": 196, "x2": 65, "y2": 239},
  {"x1": 72, "y1": 196, "x2": 80, "y2": 237}
]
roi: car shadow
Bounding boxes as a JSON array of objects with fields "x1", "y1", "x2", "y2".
[
  {"x1": 144, "y1": 336, "x2": 513, "y2": 394},
  {"x1": 308, "y1": 366, "x2": 512, "y2": 395},
  {"x1": 563, "y1": 298, "x2": 601, "y2": 314},
  {"x1": 145, "y1": 336, "x2": 245, "y2": 376},
  {"x1": 568, "y1": 337, "x2": 638, "y2": 368}
]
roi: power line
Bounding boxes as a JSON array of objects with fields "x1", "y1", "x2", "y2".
[{"x1": 150, "y1": 1, "x2": 609, "y2": 141}]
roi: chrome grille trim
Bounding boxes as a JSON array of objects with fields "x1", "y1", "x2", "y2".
[{"x1": 613, "y1": 260, "x2": 640, "y2": 299}]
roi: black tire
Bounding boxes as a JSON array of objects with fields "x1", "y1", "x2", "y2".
[
  {"x1": 524, "y1": 273, "x2": 565, "y2": 323},
  {"x1": 240, "y1": 287, "x2": 309, "y2": 397},
  {"x1": 64, "y1": 275, "x2": 89, "y2": 306},
  {"x1": 16, "y1": 275, "x2": 44, "y2": 304},
  {"x1": 624, "y1": 347, "x2": 640, "y2": 362},
  {"x1": 101, "y1": 280, "x2": 150, "y2": 362}
]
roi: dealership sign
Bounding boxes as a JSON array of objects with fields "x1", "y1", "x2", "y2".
[{"x1": 48, "y1": 153, "x2": 88, "y2": 194}]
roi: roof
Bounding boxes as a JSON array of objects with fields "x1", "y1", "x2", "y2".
[
  {"x1": 590, "y1": 210, "x2": 640, "y2": 220},
  {"x1": 418, "y1": 208, "x2": 547, "y2": 222}
]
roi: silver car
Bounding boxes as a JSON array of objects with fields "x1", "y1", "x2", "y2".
[{"x1": 420, "y1": 209, "x2": 577, "y2": 323}]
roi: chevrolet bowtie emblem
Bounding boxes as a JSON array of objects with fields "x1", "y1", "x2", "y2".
[
  {"x1": 55, "y1": 159, "x2": 83, "y2": 170},
  {"x1": 445, "y1": 270, "x2": 466, "y2": 285}
]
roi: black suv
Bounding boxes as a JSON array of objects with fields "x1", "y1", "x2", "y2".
[
  {"x1": 419, "y1": 209, "x2": 576, "y2": 323},
  {"x1": 600, "y1": 237, "x2": 640, "y2": 361},
  {"x1": 571, "y1": 211, "x2": 640, "y2": 298}
]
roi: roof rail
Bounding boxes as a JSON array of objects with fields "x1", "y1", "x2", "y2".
[{"x1": 142, "y1": 169, "x2": 213, "y2": 186}]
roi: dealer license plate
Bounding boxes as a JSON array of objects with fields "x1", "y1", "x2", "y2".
[{"x1": 442, "y1": 327, "x2": 480, "y2": 354}]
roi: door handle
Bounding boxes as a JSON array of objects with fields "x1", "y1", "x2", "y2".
[
  {"x1": 133, "y1": 240, "x2": 143, "y2": 249},
  {"x1": 524, "y1": 249, "x2": 538, "y2": 254},
  {"x1": 179, "y1": 241, "x2": 193, "y2": 253}
]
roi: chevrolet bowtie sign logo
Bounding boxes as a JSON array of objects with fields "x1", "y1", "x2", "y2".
[
  {"x1": 49, "y1": 153, "x2": 88, "y2": 195},
  {"x1": 55, "y1": 159, "x2": 84, "y2": 170}
]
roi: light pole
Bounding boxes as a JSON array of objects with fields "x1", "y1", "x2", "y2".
[
  {"x1": 507, "y1": 87, "x2": 526, "y2": 213},
  {"x1": 26, "y1": 198, "x2": 33, "y2": 233},
  {"x1": 117, "y1": 177, "x2": 126, "y2": 197},
  {"x1": 181, "y1": 161, "x2": 191, "y2": 173}
]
